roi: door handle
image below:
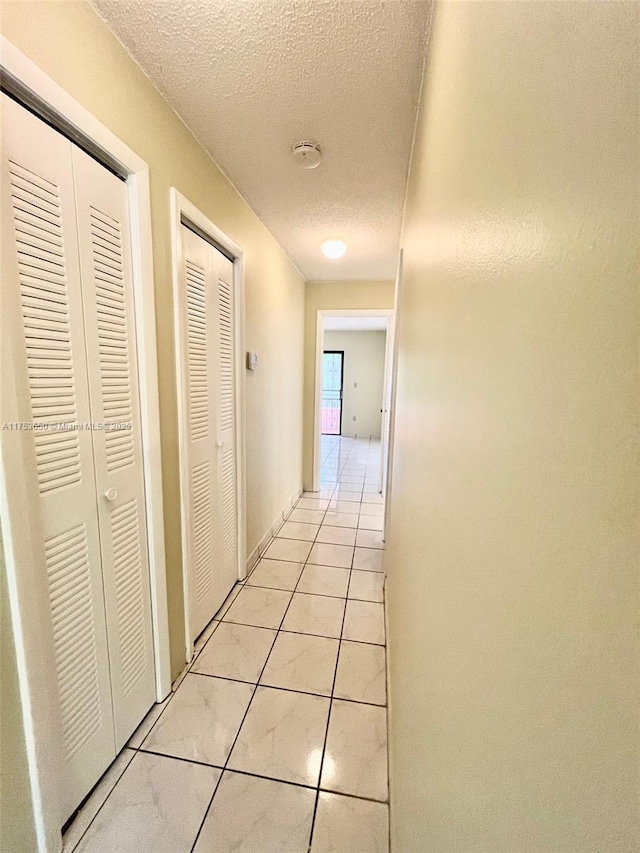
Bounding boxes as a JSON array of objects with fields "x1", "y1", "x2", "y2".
[
  {"x1": 216, "y1": 441, "x2": 224, "y2": 449},
  {"x1": 104, "y1": 487, "x2": 118, "y2": 502}
]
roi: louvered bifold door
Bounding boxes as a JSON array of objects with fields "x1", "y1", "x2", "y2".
[
  {"x1": 212, "y1": 249, "x2": 239, "y2": 598},
  {"x1": 1, "y1": 95, "x2": 116, "y2": 820},
  {"x1": 71, "y1": 147, "x2": 155, "y2": 750},
  {"x1": 180, "y1": 225, "x2": 224, "y2": 640}
]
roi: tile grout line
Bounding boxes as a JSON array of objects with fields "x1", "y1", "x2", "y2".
[
  {"x1": 243, "y1": 579, "x2": 382, "y2": 601},
  {"x1": 69, "y1": 439, "x2": 385, "y2": 853},
  {"x1": 217, "y1": 617, "x2": 385, "y2": 646},
  {"x1": 188, "y1": 521, "x2": 336, "y2": 853},
  {"x1": 187, "y1": 670, "x2": 387, "y2": 708},
  {"x1": 97, "y1": 511, "x2": 319, "y2": 853},
  {"x1": 65, "y1": 751, "x2": 136, "y2": 852},
  {"x1": 67, "y1": 575, "x2": 251, "y2": 851},
  {"x1": 68, "y1": 586, "x2": 249, "y2": 851},
  {"x1": 187, "y1": 572, "x2": 301, "y2": 852},
  {"x1": 130, "y1": 750, "x2": 390, "y2": 808},
  {"x1": 303, "y1": 435, "x2": 354, "y2": 853},
  {"x1": 306, "y1": 444, "x2": 362, "y2": 853}
]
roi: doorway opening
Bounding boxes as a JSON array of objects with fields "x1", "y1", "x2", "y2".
[
  {"x1": 312, "y1": 310, "x2": 395, "y2": 505},
  {"x1": 321, "y1": 350, "x2": 344, "y2": 435}
]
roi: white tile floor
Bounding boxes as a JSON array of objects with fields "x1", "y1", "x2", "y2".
[{"x1": 64, "y1": 436, "x2": 388, "y2": 853}]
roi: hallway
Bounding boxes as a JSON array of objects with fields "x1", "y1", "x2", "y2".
[
  {"x1": 63, "y1": 437, "x2": 389, "y2": 853},
  {"x1": 2, "y1": 3, "x2": 638, "y2": 851}
]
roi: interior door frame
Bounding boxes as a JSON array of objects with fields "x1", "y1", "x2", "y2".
[
  {"x1": 379, "y1": 317, "x2": 395, "y2": 496},
  {"x1": 321, "y1": 349, "x2": 345, "y2": 436},
  {"x1": 170, "y1": 188, "x2": 247, "y2": 664},
  {"x1": 312, "y1": 309, "x2": 395, "y2": 492},
  {"x1": 0, "y1": 37, "x2": 171, "y2": 853},
  {"x1": 383, "y1": 250, "x2": 404, "y2": 540}
]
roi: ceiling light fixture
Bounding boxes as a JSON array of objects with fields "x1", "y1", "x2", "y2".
[{"x1": 321, "y1": 239, "x2": 347, "y2": 259}]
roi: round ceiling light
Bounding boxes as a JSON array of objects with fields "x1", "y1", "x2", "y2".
[
  {"x1": 291, "y1": 141, "x2": 322, "y2": 169},
  {"x1": 321, "y1": 239, "x2": 347, "y2": 259}
]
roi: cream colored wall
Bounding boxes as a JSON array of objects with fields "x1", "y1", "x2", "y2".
[
  {"x1": 1, "y1": 0, "x2": 305, "y2": 678},
  {"x1": 324, "y1": 330, "x2": 386, "y2": 438},
  {"x1": 387, "y1": 2, "x2": 640, "y2": 851},
  {"x1": 303, "y1": 280, "x2": 394, "y2": 487}
]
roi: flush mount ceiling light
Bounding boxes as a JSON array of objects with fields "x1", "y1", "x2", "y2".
[
  {"x1": 321, "y1": 239, "x2": 347, "y2": 259},
  {"x1": 291, "y1": 141, "x2": 322, "y2": 169}
]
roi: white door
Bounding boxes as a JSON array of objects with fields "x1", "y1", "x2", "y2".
[
  {"x1": 214, "y1": 246, "x2": 239, "y2": 613},
  {"x1": 179, "y1": 224, "x2": 238, "y2": 642},
  {"x1": 72, "y1": 147, "x2": 156, "y2": 750},
  {"x1": 1, "y1": 95, "x2": 155, "y2": 820},
  {"x1": 2, "y1": 94, "x2": 115, "y2": 819}
]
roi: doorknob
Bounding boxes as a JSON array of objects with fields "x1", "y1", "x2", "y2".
[
  {"x1": 216, "y1": 441, "x2": 224, "y2": 449},
  {"x1": 104, "y1": 487, "x2": 118, "y2": 502}
]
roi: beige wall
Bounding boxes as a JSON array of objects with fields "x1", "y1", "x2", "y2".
[
  {"x1": 1, "y1": 1, "x2": 305, "y2": 843},
  {"x1": 387, "y1": 2, "x2": 640, "y2": 851},
  {"x1": 303, "y1": 281, "x2": 394, "y2": 486},
  {"x1": 324, "y1": 330, "x2": 386, "y2": 438}
]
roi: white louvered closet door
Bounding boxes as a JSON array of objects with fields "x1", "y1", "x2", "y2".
[
  {"x1": 1, "y1": 95, "x2": 116, "y2": 819},
  {"x1": 72, "y1": 147, "x2": 155, "y2": 750},
  {"x1": 180, "y1": 225, "x2": 238, "y2": 642},
  {"x1": 211, "y1": 246, "x2": 239, "y2": 602}
]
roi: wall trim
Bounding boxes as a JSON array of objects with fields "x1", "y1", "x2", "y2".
[
  {"x1": 383, "y1": 563, "x2": 394, "y2": 853},
  {"x1": 245, "y1": 486, "x2": 303, "y2": 577},
  {"x1": 383, "y1": 250, "x2": 404, "y2": 540}
]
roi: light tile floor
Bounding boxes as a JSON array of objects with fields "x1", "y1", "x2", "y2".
[{"x1": 64, "y1": 436, "x2": 388, "y2": 853}]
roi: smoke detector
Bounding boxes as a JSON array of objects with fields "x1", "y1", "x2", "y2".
[{"x1": 291, "y1": 141, "x2": 322, "y2": 169}]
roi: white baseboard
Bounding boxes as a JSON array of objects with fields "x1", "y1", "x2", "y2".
[{"x1": 245, "y1": 486, "x2": 303, "y2": 577}]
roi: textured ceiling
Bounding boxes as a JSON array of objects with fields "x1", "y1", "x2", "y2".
[{"x1": 91, "y1": 0, "x2": 432, "y2": 281}]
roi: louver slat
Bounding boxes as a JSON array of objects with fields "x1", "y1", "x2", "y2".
[
  {"x1": 8, "y1": 159, "x2": 82, "y2": 494},
  {"x1": 221, "y1": 447, "x2": 237, "y2": 581},
  {"x1": 45, "y1": 524, "x2": 102, "y2": 759},
  {"x1": 192, "y1": 461, "x2": 214, "y2": 603},
  {"x1": 110, "y1": 499, "x2": 148, "y2": 695},
  {"x1": 218, "y1": 278, "x2": 234, "y2": 432},
  {"x1": 186, "y1": 259, "x2": 209, "y2": 441},
  {"x1": 89, "y1": 206, "x2": 135, "y2": 471}
]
